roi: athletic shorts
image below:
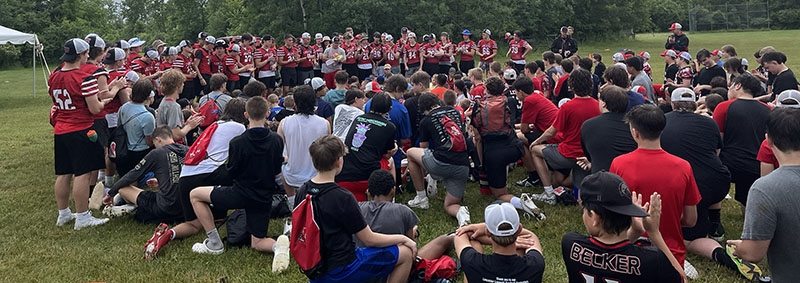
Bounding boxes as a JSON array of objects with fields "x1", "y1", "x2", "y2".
[
  {"x1": 459, "y1": 60, "x2": 475, "y2": 74},
  {"x1": 422, "y1": 64, "x2": 438, "y2": 77},
  {"x1": 479, "y1": 61, "x2": 492, "y2": 72},
  {"x1": 134, "y1": 190, "x2": 182, "y2": 224},
  {"x1": 312, "y1": 245, "x2": 399, "y2": 283},
  {"x1": 93, "y1": 119, "x2": 110, "y2": 147},
  {"x1": 337, "y1": 159, "x2": 390, "y2": 201},
  {"x1": 297, "y1": 68, "x2": 314, "y2": 85},
  {"x1": 522, "y1": 130, "x2": 544, "y2": 146},
  {"x1": 178, "y1": 166, "x2": 232, "y2": 221},
  {"x1": 482, "y1": 137, "x2": 524, "y2": 189},
  {"x1": 201, "y1": 73, "x2": 212, "y2": 94},
  {"x1": 280, "y1": 67, "x2": 298, "y2": 87},
  {"x1": 180, "y1": 81, "x2": 195, "y2": 101},
  {"x1": 730, "y1": 167, "x2": 759, "y2": 205},
  {"x1": 115, "y1": 148, "x2": 151, "y2": 177},
  {"x1": 542, "y1": 143, "x2": 575, "y2": 171},
  {"x1": 438, "y1": 64, "x2": 451, "y2": 74},
  {"x1": 54, "y1": 127, "x2": 105, "y2": 176},
  {"x1": 421, "y1": 148, "x2": 469, "y2": 199},
  {"x1": 258, "y1": 76, "x2": 277, "y2": 89},
  {"x1": 211, "y1": 185, "x2": 272, "y2": 238},
  {"x1": 405, "y1": 63, "x2": 420, "y2": 77}
]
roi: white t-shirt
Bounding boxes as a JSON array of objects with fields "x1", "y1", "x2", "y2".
[
  {"x1": 332, "y1": 104, "x2": 364, "y2": 141},
  {"x1": 180, "y1": 121, "x2": 246, "y2": 177},
  {"x1": 282, "y1": 114, "x2": 329, "y2": 187}
]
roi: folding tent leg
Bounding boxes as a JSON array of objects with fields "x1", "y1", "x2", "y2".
[{"x1": 32, "y1": 44, "x2": 35, "y2": 98}]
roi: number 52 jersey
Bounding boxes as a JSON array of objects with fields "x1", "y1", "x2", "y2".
[{"x1": 49, "y1": 68, "x2": 99, "y2": 135}]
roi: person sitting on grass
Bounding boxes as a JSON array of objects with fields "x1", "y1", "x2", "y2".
[
  {"x1": 103, "y1": 125, "x2": 187, "y2": 224},
  {"x1": 454, "y1": 202, "x2": 544, "y2": 283},
  {"x1": 187, "y1": 96, "x2": 292, "y2": 271},
  {"x1": 356, "y1": 169, "x2": 418, "y2": 248},
  {"x1": 562, "y1": 171, "x2": 684, "y2": 282},
  {"x1": 294, "y1": 135, "x2": 415, "y2": 283}
]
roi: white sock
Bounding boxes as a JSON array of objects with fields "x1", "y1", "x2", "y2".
[
  {"x1": 97, "y1": 171, "x2": 105, "y2": 180},
  {"x1": 272, "y1": 242, "x2": 278, "y2": 252},
  {"x1": 169, "y1": 229, "x2": 176, "y2": 240},
  {"x1": 544, "y1": 186, "x2": 554, "y2": 194},
  {"x1": 510, "y1": 197, "x2": 523, "y2": 209},
  {"x1": 105, "y1": 176, "x2": 114, "y2": 186},
  {"x1": 416, "y1": 190, "x2": 426, "y2": 199},
  {"x1": 75, "y1": 211, "x2": 91, "y2": 220},
  {"x1": 58, "y1": 208, "x2": 72, "y2": 216},
  {"x1": 287, "y1": 195, "x2": 295, "y2": 206}
]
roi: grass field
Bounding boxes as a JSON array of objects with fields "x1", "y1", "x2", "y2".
[{"x1": 1, "y1": 30, "x2": 792, "y2": 282}]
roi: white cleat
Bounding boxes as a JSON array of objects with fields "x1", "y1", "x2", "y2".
[
  {"x1": 425, "y1": 174, "x2": 438, "y2": 196},
  {"x1": 407, "y1": 195, "x2": 430, "y2": 209},
  {"x1": 56, "y1": 212, "x2": 75, "y2": 227},
  {"x1": 74, "y1": 214, "x2": 109, "y2": 230},
  {"x1": 272, "y1": 235, "x2": 291, "y2": 273},
  {"x1": 520, "y1": 194, "x2": 547, "y2": 221},
  {"x1": 456, "y1": 206, "x2": 471, "y2": 227}
]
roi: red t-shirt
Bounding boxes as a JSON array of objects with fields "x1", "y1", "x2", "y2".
[
  {"x1": 224, "y1": 55, "x2": 239, "y2": 81},
  {"x1": 458, "y1": 40, "x2": 476, "y2": 61},
  {"x1": 194, "y1": 48, "x2": 212, "y2": 74},
  {"x1": 554, "y1": 74, "x2": 570, "y2": 97},
  {"x1": 126, "y1": 52, "x2": 141, "y2": 69},
  {"x1": 538, "y1": 73, "x2": 552, "y2": 94},
  {"x1": 357, "y1": 45, "x2": 372, "y2": 65},
  {"x1": 478, "y1": 39, "x2": 497, "y2": 62},
  {"x1": 343, "y1": 42, "x2": 357, "y2": 64},
  {"x1": 531, "y1": 76, "x2": 544, "y2": 92},
  {"x1": 384, "y1": 44, "x2": 400, "y2": 66},
  {"x1": 210, "y1": 54, "x2": 225, "y2": 74},
  {"x1": 610, "y1": 148, "x2": 702, "y2": 265},
  {"x1": 405, "y1": 43, "x2": 421, "y2": 65},
  {"x1": 508, "y1": 39, "x2": 528, "y2": 61},
  {"x1": 239, "y1": 46, "x2": 254, "y2": 73},
  {"x1": 297, "y1": 44, "x2": 315, "y2": 68},
  {"x1": 80, "y1": 64, "x2": 110, "y2": 119},
  {"x1": 438, "y1": 42, "x2": 454, "y2": 63},
  {"x1": 49, "y1": 68, "x2": 99, "y2": 135},
  {"x1": 757, "y1": 139, "x2": 778, "y2": 169},
  {"x1": 551, "y1": 97, "x2": 600, "y2": 158},
  {"x1": 469, "y1": 84, "x2": 485, "y2": 100},
  {"x1": 173, "y1": 54, "x2": 194, "y2": 81},
  {"x1": 520, "y1": 92, "x2": 558, "y2": 132},
  {"x1": 277, "y1": 46, "x2": 297, "y2": 68},
  {"x1": 370, "y1": 42, "x2": 384, "y2": 61},
  {"x1": 422, "y1": 43, "x2": 439, "y2": 64}
]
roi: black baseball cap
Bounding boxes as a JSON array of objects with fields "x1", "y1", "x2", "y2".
[
  {"x1": 261, "y1": 35, "x2": 273, "y2": 41},
  {"x1": 580, "y1": 171, "x2": 649, "y2": 217},
  {"x1": 60, "y1": 38, "x2": 90, "y2": 62}
]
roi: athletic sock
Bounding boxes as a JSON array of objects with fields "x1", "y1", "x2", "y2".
[
  {"x1": 712, "y1": 247, "x2": 738, "y2": 270},
  {"x1": 75, "y1": 211, "x2": 90, "y2": 220},
  {"x1": 544, "y1": 186, "x2": 554, "y2": 194},
  {"x1": 206, "y1": 229, "x2": 223, "y2": 250},
  {"x1": 510, "y1": 197, "x2": 523, "y2": 209},
  {"x1": 169, "y1": 229, "x2": 176, "y2": 240},
  {"x1": 709, "y1": 209, "x2": 721, "y2": 224},
  {"x1": 416, "y1": 190, "x2": 426, "y2": 199},
  {"x1": 287, "y1": 195, "x2": 295, "y2": 207},
  {"x1": 272, "y1": 242, "x2": 278, "y2": 252},
  {"x1": 105, "y1": 176, "x2": 114, "y2": 187},
  {"x1": 528, "y1": 171, "x2": 539, "y2": 181},
  {"x1": 98, "y1": 170, "x2": 105, "y2": 181},
  {"x1": 58, "y1": 208, "x2": 72, "y2": 217}
]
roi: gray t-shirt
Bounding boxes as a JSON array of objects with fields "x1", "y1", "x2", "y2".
[
  {"x1": 156, "y1": 99, "x2": 183, "y2": 130},
  {"x1": 741, "y1": 165, "x2": 800, "y2": 283},
  {"x1": 354, "y1": 201, "x2": 418, "y2": 248},
  {"x1": 198, "y1": 92, "x2": 232, "y2": 113},
  {"x1": 322, "y1": 47, "x2": 346, "y2": 74},
  {"x1": 632, "y1": 71, "x2": 655, "y2": 102}
]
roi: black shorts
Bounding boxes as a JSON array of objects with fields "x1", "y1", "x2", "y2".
[
  {"x1": 134, "y1": 190, "x2": 183, "y2": 224},
  {"x1": 180, "y1": 80, "x2": 196, "y2": 101},
  {"x1": 116, "y1": 148, "x2": 151, "y2": 177},
  {"x1": 201, "y1": 73, "x2": 212, "y2": 94},
  {"x1": 93, "y1": 119, "x2": 110, "y2": 147},
  {"x1": 226, "y1": 80, "x2": 238, "y2": 94},
  {"x1": 54, "y1": 127, "x2": 105, "y2": 176},
  {"x1": 280, "y1": 67, "x2": 297, "y2": 87},
  {"x1": 438, "y1": 64, "x2": 451, "y2": 74},
  {"x1": 259, "y1": 76, "x2": 277, "y2": 89},
  {"x1": 522, "y1": 130, "x2": 543, "y2": 146},
  {"x1": 459, "y1": 60, "x2": 475, "y2": 74},
  {"x1": 297, "y1": 67, "x2": 314, "y2": 85},
  {"x1": 343, "y1": 64, "x2": 358, "y2": 78},
  {"x1": 422, "y1": 64, "x2": 438, "y2": 77},
  {"x1": 211, "y1": 185, "x2": 272, "y2": 238},
  {"x1": 482, "y1": 137, "x2": 525, "y2": 189},
  {"x1": 730, "y1": 167, "x2": 758, "y2": 205},
  {"x1": 357, "y1": 68, "x2": 371, "y2": 81},
  {"x1": 178, "y1": 166, "x2": 232, "y2": 221},
  {"x1": 237, "y1": 76, "x2": 250, "y2": 90}
]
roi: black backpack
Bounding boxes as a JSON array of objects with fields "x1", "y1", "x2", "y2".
[{"x1": 109, "y1": 111, "x2": 148, "y2": 162}]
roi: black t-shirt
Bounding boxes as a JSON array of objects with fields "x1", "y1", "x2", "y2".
[
  {"x1": 336, "y1": 112, "x2": 397, "y2": 182},
  {"x1": 714, "y1": 99, "x2": 772, "y2": 175},
  {"x1": 662, "y1": 111, "x2": 731, "y2": 197},
  {"x1": 693, "y1": 65, "x2": 726, "y2": 96},
  {"x1": 404, "y1": 94, "x2": 421, "y2": 146},
  {"x1": 664, "y1": 63, "x2": 679, "y2": 84},
  {"x1": 561, "y1": 232, "x2": 681, "y2": 283},
  {"x1": 294, "y1": 181, "x2": 367, "y2": 273},
  {"x1": 580, "y1": 112, "x2": 637, "y2": 173},
  {"x1": 273, "y1": 109, "x2": 295, "y2": 122},
  {"x1": 460, "y1": 247, "x2": 545, "y2": 283},
  {"x1": 504, "y1": 88, "x2": 523, "y2": 124},
  {"x1": 418, "y1": 106, "x2": 469, "y2": 166},
  {"x1": 594, "y1": 62, "x2": 606, "y2": 79},
  {"x1": 227, "y1": 127, "x2": 284, "y2": 201},
  {"x1": 771, "y1": 68, "x2": 799, "y2": 100}
]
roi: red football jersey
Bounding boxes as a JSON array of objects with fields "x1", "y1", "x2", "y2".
[
  {"x1": 173, "y1": 55, "x2": 194, "y2": 81},
  {"x1": 159, "y1": 61, "x2": 172, "y2": 71},
  {"x1": 131, "y1": 58, "x2": 156, "y2": 76},
  {"x1": 458, "y1": 40, "x2": 476, "y2": 61},
  {"x1": 239, "y1": 46, "x2": 254, "y2": 73},
  {"x1": 126, "y1": 52, "x2": 141, "y2": 69},
  {"x1": 509, "y1": 39, "x2": 528, "y2": 61},
  {"x1": 210, "y1": 54, "x2": 225, "y2": 74},
  {"x1": 438, "y1": 42, "x2": 454, "y2": 63},
  {"x1": 277, "y1": 46, "x2": 298, "y2": 68},
  {"x1": 478, "y1": 39, "x2": 497, "y2": 62},
  {"x1": 405, "y1": 43, "x2": 421, "y2": 65},
  {"x1": 224, "y1": 55, "x2": 239, "y2": 81},
  {"x1": 343, "y1": 42, "x2": 357, "y2": 64},
  {"x1": 370, "y1": 42, "x2": 384, "y2": 61},
  {"x1": 422, "y1": 43, "x2": 439, "y2": 64},
  {"x1": 194, "y1": 48, "x2": 212, "y2": 74},
  {"x1": 357, "y1": 45, "x2": 372, "y2": 65},
  {"x1": 384, "y1": 45, "x2": 400, "y2": 66},
  {"x1": 254, "y1": 47, "x2": 277, "y2": 72},
  {"x1": 49, "y1": 68, "x2": 99, "y2": 134},
  {"x1": 297, "y1": 44, "x2": 315, "y2": 68}
]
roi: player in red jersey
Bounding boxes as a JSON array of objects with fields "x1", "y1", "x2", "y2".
[
  {"x1": 436, "y1": 32, "x2": 455, "y2": 74},
  {"x1": 209, "y1": 40, "x2": 227, "y2": 75},
  {"x1": 478, "y1": 29, "x2": 497, "y2": 73},
  {"x1": 50, "y1": 38, "x2": 114, "y2": 230},
  {"x1": 224, "y1": 44, "x2": 253, "y2": 91},
  {"x1": 297, "y1": 32, "x2": 316, "y2": 86},
  {"x1": 383, "y1": 34, "x2": 401, "y2": 75},
  {"x1": 371, "y1": 32, "x2": 385, "y2": 76},
  {"x1": 114, "y1": 40, "x2": 131, "y2": 68},
  {"x1": 457, "y1": 30, "x2": 477, "y2": 74},
  {"x1": 254, "y1": 35, "x2": 278, "y2": 93},
  {"x1": 278, "y1": 34, "x2": 299, "y2": 93},
  {"x1": 506, "y1": 30, "x2": 532, "y2": 75},
  {"x1": 131, "y1": 49, "x2": 164, "y2": 82},
  {"x1": 236, "y1": 33, "x2": 255, "y2": 90},
  {"x1": 173, "y1": 40, "x2": 198, "y2": 100},
  {"x1": 421, "y1": 34, "x2": 440, "y2": 76},
  {"x1": 399, "y1": 27, "x2": 410, "y2": 75},
  {"x1": 355, "y1": 34, "x2": 373, "y2": 80},
  {"x1": 193, "y1": 35, "x2": 215, "y2": 94},
  {"x1": 127, "y1": 37, "x2": 146, "y2": 70},
  {"x1": 313, "y1": 33, "x2": 325, "y2": 77},
  {"x1": 341, "y1": 33, "x2": 358, "y2": 78},
  {"x1": 159, "y1": 47, "x2": 177, "y2": 72},
  {"x1": 404, "y1": 32, "x2": 422, "y2": 77}
]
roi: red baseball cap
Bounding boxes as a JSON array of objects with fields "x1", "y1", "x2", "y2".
[
  {"x1": 623, "y1": 53, "x2": 634, "y2": 60},
  {"x1": 712, "y1": 49, "x2": 720, "y2": 56},
  {"x1": 669, "y1": 23, "x2": 682, "y2": 30}
]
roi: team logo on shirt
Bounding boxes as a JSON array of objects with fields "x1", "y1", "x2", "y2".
[{"x1": 351, "y1": 123, "x2": 370, "y2": 149}]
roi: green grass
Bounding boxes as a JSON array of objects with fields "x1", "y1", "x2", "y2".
[{"x1": 2, "y1": 29, "x2": 792, "y2": 282}]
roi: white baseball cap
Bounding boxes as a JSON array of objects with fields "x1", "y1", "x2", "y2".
[
  {"x1": 679, "y1": 51, "x2": 692, "y2": 61},
  {"x1": 128, "y1": 37, "x2": 145, "y2": 47},
  {"x1": 669, "y1": 23, "x2": 683, "y2": 30},
  {"x1": 177, "y1": 40, "x2": 190, "y2": 49},
  {"x1": 612, "y1": 52, "x2": 625, "y2": 62},
  {"x1": 301, "y1": 32, "x2": 311, "y2": 39},
  {"x1": 315, "y1": 33, "x2": 323, "y2": 39},
  {"x1": 124, "y1": 70, "x2": 140, "y2": 82},
  {"x1": 503, "y1": 68, "x2": 517, "y2": 81},
  {"x1": 671, "y1": 87, "x2": 696, "y2": 102},
  {"x1": 102, "y1": 48, "x2": 126, "y2": 65},
  {"x1": 385, "y1": 34, "x2": 393, "y2": 41},
  {"x1": 777, "y1": 90, "x2": 800, "y2": 108},
  {"x1": 364, "y1": 81, "x2": 381, "y2": 93},
  {"x1": 484, "y1": 203, "x2": 520, "y2": 237},
  {"x1": 483, "y1": 29, "x2": 491, "y2": 35},
  {"x1": 85, "y1": 34, "x2": 105, "y2": 49},
  {"x1": 407, "y1": 32, "x2": 416, "y2": 38},
  {"x1": 205, "y1": 36, "x2": 216, "y2": 44},
  {"x1": 60, "y1": 38, "x2": 90, "y2": 61},
  {"x1": 168, "y1": 46, "x2": 179, "y2": 55},
  {"x1": 229, "y1": 44, "x2": 241, "y2": 52},
  {"x1": 146, "y1": 49, "x2": 159, "y2": 60},
  {"x1": 311, "y1": 77, "x2": 326, "y2": 91}
]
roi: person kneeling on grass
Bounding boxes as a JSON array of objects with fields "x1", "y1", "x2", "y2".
[
  {"x1": 356, "y1": 169, "x2": 419, "y2": 248},
  {"x1": 294, "y1": 135, "x2": 415, "y2": 283},
  {"x1": 453, "y1": 202, "x2": 545, "y2": 283},
  {"x1": 102, "y1": 126, "x2": 187, "y2": 224},
  {"x1": 562, "y1": 171, "x2": 684, "y2": 282},
  {"x1": 188, "y1": 97, "x2": 292, "y2": 271}
]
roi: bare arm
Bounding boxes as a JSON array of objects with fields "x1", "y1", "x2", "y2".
[
  {"x1": 531, "y1": 125, "x2": 557, "y2": 146},
  {"x1": 85, "y1": 94, "x2": 111, "y2": 115},
  {"x1": 760, "y1": 162, "x2": 775, "y2": 177},
  {"x1": 355, "y1": 226, "x2": 417, "y2": 254}
]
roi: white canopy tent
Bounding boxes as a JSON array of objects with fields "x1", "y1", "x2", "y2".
[{"x1": 0, "y1": 25, "x2": 50, "y2": 97}]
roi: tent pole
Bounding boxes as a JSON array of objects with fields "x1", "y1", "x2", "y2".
[{"x1": 33, "y1": 43, "x2": 36, "y2": 98}]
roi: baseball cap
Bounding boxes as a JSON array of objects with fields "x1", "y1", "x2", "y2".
[
  {"x1": 631, "y1": 86, "x2": 647, "y2": 99},
  {"x1": 332, "y1": 37, "x2": 341, "y2": 44},
  {"x1": 711, "y1": 49, "x2": 720, "y2": 56},
  {"x1": 660, "y1": 49, "x2": 677, "y2": 58},
  {"x1": 483, "y1": 29, "x2": 491, "y2": 35},
  {"x1": 60, "y1": 38, "x2": 90, "y2": 62},
  {"x1": 229, "y1": 44, "x2": 241, "y2": 52},
  {"x1": 128, "y1": 37, "x2": 145, "y2": 47},
  {"x1": 669, "y1": 23, "x2": 682, "y2": 30},
  {"x1": 462, "y1": 29, "x2": 471, "y2": 35},
  {"x1": 214, "y1": 40, "x2": 228, "y2": 49},
  {"x1": 301, "y1": 32, "x2": 311, "y2": 39},
  {"x1": 612, "y1": 52, "x2": 624, "y2": 62},
  {"x1": 580, "y1": 171, "x2": 649, "y2": 217},
  {"x1": 102, "y1": 48, "x2": 126, "y2": 65},
  {"x1": 168, "y1": 46, "x2": 179, "y2": 55},
  {"x1": 114, "y1": 40, "x2": 130, "y2": 49},
  {"x1": 384, "y1": 64, "x2": 392, "y2": 70},
  {"x1": 262, "y1": 35, "x2": 273, "y2": 41},
  {"x1": 311, "y1": 77, "x2": 326, "y2": 91},
  {"x1": 408, "y1": 32, "x2": 416, "y2": 38},
  {"x1": 323, "y1": 35, "x2": 331, "y2": 42},
  {"x1": 776, "y1": 90, "x2": 800, "y2": 108},
  {"x1": 503, "y1": 68, "x2": 517, "y2": 81},
  {"x1": 401, "y1": 27, "x2": 409, "y2": 34},
  {"x1": 504, "y1": 32, "x2": 511, "y2": 40},
  {"x1": 422, "y1": 34, "x2": 430, "y2": 42},
  {"x1": 753, "y1": 50, "x2": 762, "y2": 59},
  {"x1": 741, "y1": 58, "x2": 749, "y2": 66},
  {"x1": 364, "y1": 81, "x2": 381, "y2": 92},
  {"x1": 679, "y1": 51, "x2": 692, "y2": 61},
  {"x1": 671, "y1": 87, "x2": 696, "y2": 102},
  {"x1": 484, "y1": 202, "x2": 520, "y2": 237},
  {"x1": 152, "y1": 39, "x2": 167, "y2": 49},
  {"x1": 385, "y1": 34, "x2": 393, "y2": 41},
  {"x1": 205, "y1": 36, "x2": 216, "y2": 44},
  {"x1": 124, "y1": 70, "x2": 140, "y2": 82},
  {"x1": 85, "y1": 34, "x2": 105, "y2": 49},
  {"x1": 315, "y1": 33, "x2": 323, "y2": 39},
  {"x1": 561, "y1": 26, "x2": 569, "y2": 33},
  {"x1": 198, "y1": 32, "x2": 208, "y2": 39},
  {"x1": 623, "y1": 53, "x2": 634, "y2": 60},
  {"x1": 145, "y1": 49, "x2": 159, "y2": 60},
  {"x1": 177, "y1": 40, "x2": 191, "y2": 49},
  {"x1": 638, "y1": 51, "x2": 650, "y2": 59}
]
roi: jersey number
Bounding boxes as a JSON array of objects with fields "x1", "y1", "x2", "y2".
[
  {"x1": 482, "y1": 47, "x2": 490, "y2": 55},
  {"x1": 53, "y1": 89, "x2": 76, "y2": 110},
  {"x1": 511, "y1": 47, "x2": 519, "y2": 54},
  {"x1": 581, "y1": 273, "x2": 620, "y2": 283}
]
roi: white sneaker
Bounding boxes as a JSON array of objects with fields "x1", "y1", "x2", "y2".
[
  {"x1": 283, "y1": 219, "x2": 292, "y2": 236},
  {"x1": 56, "y1": 212, "x2": 74, "y2": 227},
  {"x1": 74, "y1": 214, "x2": 109, "y2": 230},
  {"x1": 456, "y1": 206, "x2": 471, "y2": 227},
  {"x1": 684, "y1": 259, "x2": 699, "y2": 280},
  {"x1": 532, "y1": 191, "x2": 557, "y2": 205},
  {"x1": 272, "y1": 235, "x2": 291, "y2": 273},
  {"x1": 191, "y1": 239, "x2": 224, "y2": 255},
  {"x1": 88, "y1": 182, "x2": 105, "y2": 210},
  {"x1": 520, "y1": 194, "x2": 547, "y2": 221},
  {"x1": 103, "y1": 204, "x2": 136, "y2": 217},
  {"x1": 407, "y1": 195, "x2": 429, "y2": 209},
  {"x1": 113, "y1": 194, "x2": 126, "y2": 206},
  {"x1": 425, "y1": 174, "x2": 438, "y2": 196}
]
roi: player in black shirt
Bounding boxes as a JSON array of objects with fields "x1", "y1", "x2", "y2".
[
  {"x1": 761, "y1": 51, "x2": 799, "y2": 102},
  {"x1": 692, "y1": 49, "x2": 727, "y2": 97},
  {"x1": 562, "y1": 171, "x2": 684, "y2": 282},
  {"x1": 404, "y1": 71, "x2": 432, "y2": 146}
]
